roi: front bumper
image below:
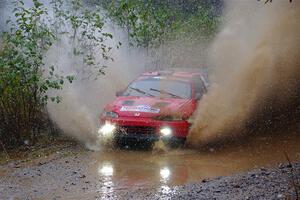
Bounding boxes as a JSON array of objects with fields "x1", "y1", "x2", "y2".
[
  {"x1": 100, "y1": 116, "x2": 190, "y2": 138},
  {"x1": 115, "y1": 133, "x2": 186, "y2": 146},
  {"x1": 116, "y1": 133, "x2": 159, "y2": 142}
]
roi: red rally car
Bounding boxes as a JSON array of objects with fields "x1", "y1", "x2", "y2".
[{"x1": 98, "y1": 70, "x2": 207, "y2": 147}]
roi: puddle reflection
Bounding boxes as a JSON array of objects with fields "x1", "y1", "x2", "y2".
[
  {"x1": 160, "y1": 167, "x2": 171, "y2": 182},
  {"x1": 98, "y1": 162, "x2": 114, "y2": 200},
  {"x1": 98, "y1": 163, "x2": 114, "y2": 177},
  {"x1": 158, "y1": 167, "x2": 178, "y2": 198}
]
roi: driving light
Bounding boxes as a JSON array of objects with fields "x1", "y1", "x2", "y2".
[
  {"x1": 160, "y1": 127, "x2": 172, "y2": 137},
  {"x1": 98, "y1": 123, "x2": 116, "y2": 136}
]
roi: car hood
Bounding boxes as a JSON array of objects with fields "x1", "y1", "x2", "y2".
[{"x1": 104, "y1": 96, "x2": 194, "y2": 119}]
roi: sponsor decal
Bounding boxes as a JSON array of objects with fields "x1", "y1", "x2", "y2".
[{"x1": 120, "y1": 105, "x2": 160, "y2": 113}]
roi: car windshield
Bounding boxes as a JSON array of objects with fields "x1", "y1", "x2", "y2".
[{"x1": 123, "y1": 77, "x2": 191, "y2": 99}]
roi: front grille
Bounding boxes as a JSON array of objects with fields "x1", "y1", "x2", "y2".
[{"x1": 118, "y1": 126, "x2": 156, "y2": 135}]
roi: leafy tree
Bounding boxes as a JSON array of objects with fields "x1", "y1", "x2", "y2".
[
  {"x1": 99, "y1": 0, "x2": 221, "y2": 49},
  {"x1": 101, "y1": 0, "x2": 172, "y2": 48},
  {"x1": 50, "y1": 0, "x2": 117, "y2": 78},
  {"x1": 95, "y1": 0, "x2": 220, "y2": 70},
  {"x1": 0, "y1": 0, "x2": 115, "y2": 147}
]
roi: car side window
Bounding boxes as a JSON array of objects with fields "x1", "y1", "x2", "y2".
[{"x1": 192, "y1": 76, "x2": 206, "y2": 100}]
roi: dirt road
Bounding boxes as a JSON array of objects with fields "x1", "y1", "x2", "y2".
[{"x1": 0, "y1": 132, "x2": 300, "y2": 200}]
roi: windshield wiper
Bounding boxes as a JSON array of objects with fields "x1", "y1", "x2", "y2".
[
  {"x1": 129, "y1": 87, "x2": 154, "y2": 97},
  {"x1": 150, "y1": 88, "x2": 183, "y2": 99}
]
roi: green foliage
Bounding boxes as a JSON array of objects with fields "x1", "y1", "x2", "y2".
[
  {"x1": 99, "y1": 0, "x2": 220, "y2": 49},
  {"x1": 50, "y1": 0, "x2": 115, "y2": 77},
  {"x1": 0, "y1": 0, "x2": 115, "y2": 147},
  {"x1": 0, "y1": 0, "x2": 61, "y2": 146},
  {"x1": 170, "y1": 6, "x2": 220, "y2": 41},
  {"x1": 103, "y1": 0, "x2": 172, "y2": 48}
]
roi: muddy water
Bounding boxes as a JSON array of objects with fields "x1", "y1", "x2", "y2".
[
  {"x1": 94, "y1": 133, "x2": 300, "y2": 188},
  {"x1": 1, "y1": 132, "x2": 299, "y2": 199}
]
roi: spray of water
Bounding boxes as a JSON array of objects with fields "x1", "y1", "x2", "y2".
[
  {"x1": 45, "y1": 30, "x2": 146, "y2": 150},
  {"x1": 187, "y1": 1, "x2": 300, "y2": 147}
]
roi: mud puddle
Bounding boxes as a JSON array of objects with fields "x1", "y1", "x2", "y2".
[
  {"x1": 94, "y1": 132, "x2": 300, "y2": 187},
  {"x1": 0, "y1": 132, "x2": 299, "y2": 199}
]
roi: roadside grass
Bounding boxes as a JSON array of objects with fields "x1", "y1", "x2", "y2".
[{"x1": 0, "y1": 135, "x2": 82, "y2": 165}]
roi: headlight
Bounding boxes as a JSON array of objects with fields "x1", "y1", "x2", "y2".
[
  {"x1": 160, "y1": 127, "x2": 172, "y2": 137},
  {"x1": 98, "y1": 123, "x2": 116, "y2": 136},
  {"x1": 102, "y1": 111, "x2": 118, "y2": 118}
]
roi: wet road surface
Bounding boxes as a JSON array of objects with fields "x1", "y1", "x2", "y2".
[{"x1": 0, "y1": 132, "x2": 300, "y2": 199}]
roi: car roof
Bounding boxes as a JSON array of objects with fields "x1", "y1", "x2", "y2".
[{"x1": 140, "y1": 70, "x2": 203, "y2": 80}]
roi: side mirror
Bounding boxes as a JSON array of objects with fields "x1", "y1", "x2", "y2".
[
  {"x1": 195, "y1": 93, "x2": 202, "y2": 101},
  {"x1": 116, "y1": 90, "x2": 124, "y2": 97}
]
